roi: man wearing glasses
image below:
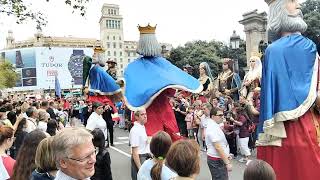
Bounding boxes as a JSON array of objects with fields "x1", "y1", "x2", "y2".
[
  {"x1": 206, "y1": 108, "x2": 232, "y2": 180},
  {"x1": 53, "y1": 127, "x2": 96, "y2": 180}
]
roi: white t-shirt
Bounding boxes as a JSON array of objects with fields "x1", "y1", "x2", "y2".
[
  {"x1": 137, "y1": 159, "x2": 177, "y2": 180},
  {"x1": 200, "y1": 115, "x2": 209, "y2": 129},
  {"x1": 205, "y1": 119, "x2": 230, "y2": 158},
  {"x1": 37, "y1": 121, "x2": 47, "y2": 132},
  {"x1": 26, "y1": 118, "x2": 37, "y2": 133},
  {"x1": 86, "y1": 112, "x2": 107, "y2": 138},
  {"x1": 129, "y1": 122, "x2": 150, "y2": 154}
]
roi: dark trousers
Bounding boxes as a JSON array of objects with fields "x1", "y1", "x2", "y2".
[
  {"x1": 107, "y1": 123, "x2": 114, "y2": 145},
  {"x1": 226, "y1": 135, "x2": 237, "y2": 157},
  {"x1": 207, "y1": 157, "x2": 228, "y2": 180},
  {"x1": 131, "y1": 154, "x2": 150, "y2": 180}
]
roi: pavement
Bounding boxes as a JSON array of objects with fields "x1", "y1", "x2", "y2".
[{"x1": 108, "y1": 127, "x2": 250, "y2": 180}]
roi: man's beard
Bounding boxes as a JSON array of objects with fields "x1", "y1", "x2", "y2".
[{"x1": 281, "y1": 10, "x2": 308, "y2": 33}]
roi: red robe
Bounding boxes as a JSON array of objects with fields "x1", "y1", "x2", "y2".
[
  {"x1": 257, "y1": 110, "x2": 320, "y2": 180},
  {"x1": 144, "y1": 89, "x2": 181, "y2": 141}
]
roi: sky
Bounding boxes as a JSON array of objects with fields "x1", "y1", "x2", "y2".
[{"x1": 0, "y1": 0, "x2": 271, "y2": 49}]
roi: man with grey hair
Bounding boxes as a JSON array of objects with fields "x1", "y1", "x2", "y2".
[
  {"x1": 25, "y1": 106, "x2": 38, "y2": 133},
  {"x1": 257, "y1": 0, "x2": 320, "y2": 179},
  {"x1": 53, "y1": 127, "x2": 96, "y2": 180},
  {"x1": 124, "y1": 24, "x2": 202, "y2": 142}
]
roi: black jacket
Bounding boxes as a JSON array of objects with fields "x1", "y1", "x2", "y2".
[
  {"x1": 102, "y1": 107, "x2": 114, "y2": 128},
  {"x1": 91, "y1": 149, "x2": 113, "y2": 180}
]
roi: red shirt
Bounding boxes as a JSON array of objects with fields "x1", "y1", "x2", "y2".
[{"x1": 1, "y1": 155, "x2": 15, "y2": 178}]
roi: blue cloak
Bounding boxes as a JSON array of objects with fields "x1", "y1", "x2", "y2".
[
  {"x1": 89, "y1": 65, "x2": 121, "y2": 95},
  {"x1": 124, "y1": 57, "x2": 203, "y2": 110},
  {"x1": 258, "y1": 34, "x2": 318, "y2": 134}
]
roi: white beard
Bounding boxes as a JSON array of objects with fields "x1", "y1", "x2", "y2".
[{"x1": 280, "y1": 10, "x2": 308, "y2": 33}]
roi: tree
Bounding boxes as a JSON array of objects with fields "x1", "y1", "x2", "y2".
[
  {"x1": 168, "y1": 40, "x2": 221, "y2": 78},
  {"x1": 0, "y1": 0, "x2": 90, "y2": 29},
  {"x1": 168, "y1": 39, "x2": 247, "y2": 78},
  {"x1": 0, "y1": 61, "x2": 18, "y2": 89},
  {"x1": 301, "y1": 0, "x2": 320, "y2": 44}
]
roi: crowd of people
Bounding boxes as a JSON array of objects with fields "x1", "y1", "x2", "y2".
[{"x1": 0, "y1": 52, "x2": 275, "y2": 180}]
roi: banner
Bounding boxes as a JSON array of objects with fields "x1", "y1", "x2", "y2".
[{"x1": 0, "y1": 47, "x2": 94, "y2": 91}]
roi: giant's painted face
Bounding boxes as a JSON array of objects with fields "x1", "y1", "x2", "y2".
[{"x1": 285, "y1": 0, "x2": 301, "y2": 16}]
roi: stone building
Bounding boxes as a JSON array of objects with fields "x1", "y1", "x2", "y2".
[
  {"x1": 239, "y1": 9, "x2": 268, "y2": 64},
  {"x1": 3, "y1": 3, "x2": 173, "y2": 78}
]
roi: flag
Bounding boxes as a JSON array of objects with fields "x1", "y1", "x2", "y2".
[{"x1": 55, "y1": 75, "x2": 62, "y2": 98}]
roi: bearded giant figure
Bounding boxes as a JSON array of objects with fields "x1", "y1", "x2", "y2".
[
  {"x1": 257, "y1": 0, "x2": 320, "y2": 179},
  {"x1": 124, "y1": 25, "x2": 202, "y2": 141}
]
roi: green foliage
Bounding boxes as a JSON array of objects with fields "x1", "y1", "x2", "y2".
[
  {"x1": 0, "y1": 0, "x2": 90, "y2": 29},
  {"x1": 168, "y1": 39, "x2": 247, "y2": 78},
  {"x1": 0, "y1": 60, "x2": 18, "y2": 89},
  {"x1": 301, "y1": 0, "x2": 320, "y2": 43}
]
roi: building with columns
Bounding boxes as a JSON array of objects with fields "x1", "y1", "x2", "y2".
[
  {"x1": 3, "y1": 3, "x2": 173, "y2": 79},
  {"x1": 100, "y1": 3, "x2": 172, "y2": 76},
  {"x1": 239, "y1": 9, "x2": 267, "y2": 64}
]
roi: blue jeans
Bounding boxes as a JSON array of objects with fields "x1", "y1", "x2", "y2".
[{"x1": 207, "y1": 157, "x2": 228, "y2": 180}]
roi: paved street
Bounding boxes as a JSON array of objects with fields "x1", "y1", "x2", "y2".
[{"x1": 108, "y1": 127, "x2": 249, "y2": 180}]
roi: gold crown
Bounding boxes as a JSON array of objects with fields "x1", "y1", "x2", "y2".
[
  {"x1": 265, "y1": 0, "x2": 277, "y2": 5},
  {"x1": 250, "y1": 51, "x2": 262, "y2": 59},
  {"x1": 138, "y1": 24, "x2": 157, "y2": 34},
  {"x1": 94, "y1": 47, "x2": 105, "y2": 53}
]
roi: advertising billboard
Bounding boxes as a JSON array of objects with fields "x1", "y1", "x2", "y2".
[{"x1": 0, "y1": 47, "x2": 94, "y2": 91}]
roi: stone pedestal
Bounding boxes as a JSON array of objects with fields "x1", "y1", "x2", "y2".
[{"x1": 239, "y1": 9, "x2": 267, "y2": 65}]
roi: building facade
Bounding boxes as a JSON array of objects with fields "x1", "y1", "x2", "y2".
[{"x1": 3, "y1": 3, "x2": 173, "y2": 79}]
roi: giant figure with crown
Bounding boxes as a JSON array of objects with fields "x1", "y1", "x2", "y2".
[
  {"x1": 257, "y1": 0, "x2": 320, "y2": 179},
  {"x1": 124, "y1": 25, "x2": 202, "y2": 140},
  {"x1": 83, "y1": 47, "x2": 122, "y2": 112}
]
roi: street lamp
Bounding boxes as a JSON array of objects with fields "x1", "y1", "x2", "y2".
[
  {"x1": 229, "y1": 30, "x2": 241, "y2": 73},
  {"x1": 230, "y1": 30, "x2": 240, "y2": 50}
]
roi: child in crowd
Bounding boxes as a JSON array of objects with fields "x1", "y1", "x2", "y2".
[{"x1": 185, "y1": 106, "x2": 195, "y2": 139}]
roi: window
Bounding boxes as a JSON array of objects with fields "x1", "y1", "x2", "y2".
[
  {"x1": 107, "y1": 51, "x2": 111, "y2": 56},
  {"x1": 125, "y1": 46, "x2": 128, "y2": 49},
  {"x1": 113, "y1": 36, "x2": 116, "y2": 40},
  {"x1": 119, "y1": 43, "x2": 122, "y2": 48},
  {"x1": 112, "y1": 20, "x2": 115, "y2": 29},
  {"x1": 120, "y1": 58, "x2": 123, "y2": 63},
  {"x1": 107, "y1": 43, "x2": 110, "y2": 48},
  {"x1": 128, "y1": 59, "x2": 130, "y2": 63},
  {"x1": 113, "y1": 42, "x2": 116, "y2": 48},
  {"x1": 108, "y1": 9, "x2": 110, "y2": 14},
  {"x1": 114, "y1": 51, "x2": 116, "y2": 56},
  {"x1": 114, "y1": 10, "x2": 117, "y2": 15},
  {"x1": 120, "y1": 64, "x2": 123, "y2": 68},
  {"x1": 120, "y1": 51, "x2": 122, "y2": 56},
  {"x1": 119, "y1": 36, "x2": 122, "y2": 41},
  {"x1": 127, "y1": 52, "x2": 130, "y2": 57},
  {"x1": 121, "y1": 70, "x2": 123, "y2": 75},
  {"x1": 107, "y1": 36, "x2": 109, "y2": 40}
]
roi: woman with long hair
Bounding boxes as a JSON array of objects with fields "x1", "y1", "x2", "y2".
[
  {"x1": 198, "y1": 62, "x2": 214, "y2": 102},
  {"x1": 12, "y1": 130, "x2": 47, "y2": 180},
  {"x1": 91, "y1": 128, "x2": 113, "y2": 180},
  {"x1": 0, "y1": 126, "x2": 16, "y2": 179},
  {"x1": 240, "y1": 55, "x2": 262, "y2": 101},
  {"x1": 31, "y1": 137, "x2": 57, "y2": 180},
  {"x1": 137, "y1": 131, "x2": 176, "y2": 180},
  {"x1": 13, "y1": 118, "x2": 27, "y2": 158}
]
